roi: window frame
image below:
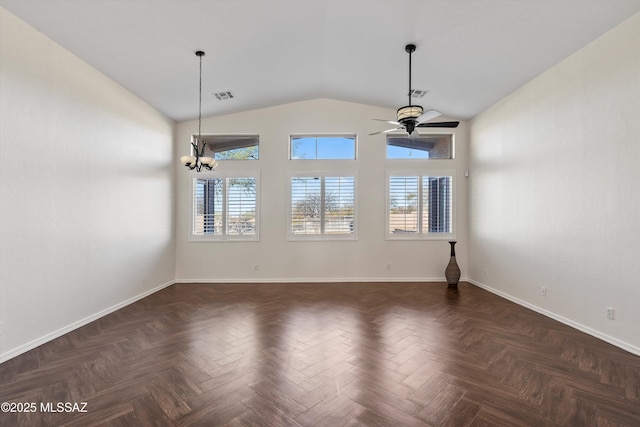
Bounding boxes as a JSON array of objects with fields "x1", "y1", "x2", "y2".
[
  {"x1": 189, "y1": 170, "x2": 260, "y2": 242},
  {"x1": 194, "y1": 133, "x2": 260, "y2": 160},
  {"x1": 289, "y1": 133, "x2": 358, "y2": 160},
  {"x1": 386, "y1": 131, "x2": 455, "y2": 160},
  {"x1": 386, "y1": 169, "x2": 455, "y2": 240},
  {"x1": 288, "y1": 171, "x2": 358, "y2": 241}
]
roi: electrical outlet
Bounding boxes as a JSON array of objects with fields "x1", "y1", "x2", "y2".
[
  {"x1": 253, "y1": 264, "x2": 259, "y2": 271},
  {"x1": 541, "y1": 287, "x2": 547, "y2": 296},
  {"x1": 606, "y1": 307, "x2": 615, "y2": 320},
  {"x1": 386, "y1": 264, "x2": 391, "y2": 270}
]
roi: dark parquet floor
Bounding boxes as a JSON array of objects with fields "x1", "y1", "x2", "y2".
[{"x1": 1, "y1": 282, "x2": 639, "y2": 426}]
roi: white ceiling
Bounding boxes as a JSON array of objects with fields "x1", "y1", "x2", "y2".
[{"x1": 2, "y1": 0, "x2": 640, "y2": 122}]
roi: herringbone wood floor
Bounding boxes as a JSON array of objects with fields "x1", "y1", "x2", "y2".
[{"x1": 1, "y1": 282, "x2": 639, "y2": 426}]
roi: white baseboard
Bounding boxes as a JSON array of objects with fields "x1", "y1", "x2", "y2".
[
  {"x1": 175, "y1": 276, "x2": 466, "y2": 284},
  {"x1": 468, "y1": 279, "x2": 640, "y2": 357},
  {"x1": 0, "y1": 280, "x2": 175, "y2": 364}
]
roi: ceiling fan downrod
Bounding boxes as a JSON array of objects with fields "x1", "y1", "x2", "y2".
[{"x1": 406, "y1": 43, "x2": 416, "y2": 106}]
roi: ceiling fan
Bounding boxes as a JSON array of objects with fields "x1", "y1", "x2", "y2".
[{"x1": 370, "y1": 44, "x2": 459, "y2": 136}]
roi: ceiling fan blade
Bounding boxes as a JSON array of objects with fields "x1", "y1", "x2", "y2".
[
  {"x1": 416, "y1": 109, "x2": 441, "y2": 124},
  {"x1": 372, "y1": 118, "x2": 401, "y2": 125},
  {"x1": 416, "y1": 121, "x2": 460, "y2": 128},
  {"x1": 369, "y1": 127, "x2": 403, "y2": 136}
]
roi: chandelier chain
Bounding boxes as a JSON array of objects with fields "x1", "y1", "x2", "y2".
[{"x1": 198, "y1": 52, "x2": 202, "y2": 140}]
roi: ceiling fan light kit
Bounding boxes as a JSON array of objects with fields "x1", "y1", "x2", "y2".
[
  {"x1": 370, "y1": 44, "x2": 459, "y2": 136},
  {"x1": 397, "y1": 105, "x2": 424, "y2": 122},
  {"x1": 180, "y1": 50, "x2": 218, "y2": 172}
]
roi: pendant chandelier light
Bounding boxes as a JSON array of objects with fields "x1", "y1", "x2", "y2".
[{"x1": 180, "y1": 50, "x2": 218, "y2": 172}]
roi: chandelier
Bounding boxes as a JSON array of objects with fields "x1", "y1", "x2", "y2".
[{"x1": 180, "y1": 50, "x2": 218, "y2": 172}]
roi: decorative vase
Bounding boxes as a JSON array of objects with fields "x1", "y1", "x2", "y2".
[{"x1": 445, "y1": 241, "x2": 461, "y2": 288}]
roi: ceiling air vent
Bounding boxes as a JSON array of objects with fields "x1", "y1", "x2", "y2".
[
  {"x1": 214, "y1": 91, "x2": 234, "y2": 100},
  {"x1": 409, "y1": 89, "x2": 429, "y2": 98}
]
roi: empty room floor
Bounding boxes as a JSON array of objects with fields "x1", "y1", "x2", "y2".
[{"x1": 1, "y1": 282, "x2": 639, "y2": 426}]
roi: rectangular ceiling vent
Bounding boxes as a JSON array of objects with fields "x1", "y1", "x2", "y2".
[
  {"x1": 409, "y1": 89, "x2": 429, "y2": 98},
  {"x1": 214, "y1": 91, "x2": 234, "y2": 100}
]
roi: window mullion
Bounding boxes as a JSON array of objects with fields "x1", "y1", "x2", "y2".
[
  {"x1": 418, "y1": 176, "x2": 424, "y2": 234},
  {"x1": 222, "y1": 178, "x2": 228, "y2": 237},
  {"x1": 320, "y1": 177, "x2": 325, "y2": 236}
]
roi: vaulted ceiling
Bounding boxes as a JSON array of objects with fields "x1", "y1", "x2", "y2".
[{"x1": 2, "y1": 0, "x2": 640, "y2": 122}]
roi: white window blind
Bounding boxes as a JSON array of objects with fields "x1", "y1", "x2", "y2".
[
  {"x1": 291, "y1": 177, "x2": 322, "y2": 235},
  {"x1": 324, "y1": 177, "x2": 355, "y2": 235},
  {"x1": 193, "y1": 178, "x2": 222, "y2": 235},
  {"x1": 388, "y1": 173, "x2": 453, "y2": 238},
  {"x1": 290, "y1": 175, "x2": 355, "y2": 239},
  {"x1": 388, "y1": 176, "x2": 419, "y2": 233},
  {"x1": 192, "y1": 174, "x2": 258, "y2": 240},
  {"x1": 423, "y1": 176, "x2": 452, "y2": 233}
]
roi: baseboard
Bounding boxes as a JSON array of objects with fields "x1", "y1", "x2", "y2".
[
  {"x1": 468, "y1": 279, "x2": 640, "y2": 357},
  {"x1": 175, "y1": 276, "x2": 467, "y2": 284},
  {"x1": 0, "y1": 280, "x2": 176, "y2": 364}
]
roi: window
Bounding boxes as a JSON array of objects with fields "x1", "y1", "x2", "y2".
[
  {"x1": 387, "y1": 172, "x2": 453, "y2": 239},
  {"x1": 387, "y1": 133, "x2": 453, "y2": 159},
  {"x1": 196, "y1": 134, "x2": 259, "y2": 160},
  {"x1": 191, "y1": 172, "x2": 259, "y2": 241},
  {"x1": 289, "y1": 173, "x2": 356, "y2": 239},
  {"x1": 290, "y1": 135, "x2": 356, "y2": 160}
]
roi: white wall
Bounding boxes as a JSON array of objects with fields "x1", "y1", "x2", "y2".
[
  {"x1": 0, "y1": 8, "x2": 176, "y2": 362},
  {"x1": 469, "y1": 12, "x2": 640, "y2": 354},
  {"x1": 176, "y1": 98, "x2": 468, "y2": 283}
]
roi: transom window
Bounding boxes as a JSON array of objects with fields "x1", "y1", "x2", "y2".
[
  {"x1": 387, "y1": 133, "x2": 453, "y2": 159},
  {"x1": 387, "y1": 171, "x2": 454, "y2": 239},
  {"x1": 289, "y1": 173, "x2": 356, "y2": 240},
  {"x1": 196, "y1": 134, "x2": 259, "y2": 160},
  {"x1": 191, "y1": 172, "x2": 259, "y2": 241},
  {"x1": 290, "y1": 135, "x2": 356, "y2": 160}
]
